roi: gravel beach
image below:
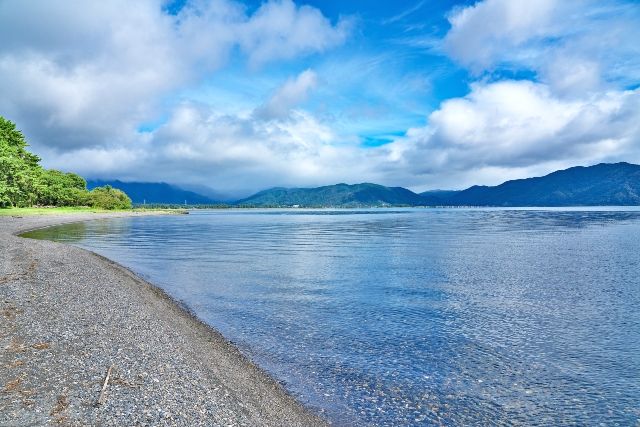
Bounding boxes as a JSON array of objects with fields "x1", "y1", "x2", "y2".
[{"x1": 0, "y1": 212, "x2": 327, "y2": 426}]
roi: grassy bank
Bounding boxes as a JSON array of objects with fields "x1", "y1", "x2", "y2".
[{"x1": 0, "y1": 207, "x2": 188, "y2": 216}]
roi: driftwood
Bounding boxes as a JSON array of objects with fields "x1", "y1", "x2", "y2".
[{"x1": 95, "y1": 364, "x2": 114, "y2": 407}]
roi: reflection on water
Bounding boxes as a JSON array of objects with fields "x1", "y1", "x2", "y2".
[{"x1": 25, "y1": 208, "x2": 640, "y2": 425}]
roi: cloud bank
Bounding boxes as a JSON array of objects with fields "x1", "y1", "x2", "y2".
[{"x1": 396, "y1": 81, "x2": 640, "y2": 186}]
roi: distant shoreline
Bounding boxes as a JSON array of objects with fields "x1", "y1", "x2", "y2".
[
  {"x1": 0, "y1": 212, "x2": 325, "y2": 426},
  {"x1": 138, "y1": 204, "x2": 640, "y2": 209}
]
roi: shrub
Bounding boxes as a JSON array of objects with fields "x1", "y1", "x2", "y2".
[{"x1": 88, "y1": 185, "x2": 132, "y2": 210}]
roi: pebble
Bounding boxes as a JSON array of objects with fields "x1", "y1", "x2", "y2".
[{"x1": 0, "y1": 213, "x2": 327, "y2": 427}]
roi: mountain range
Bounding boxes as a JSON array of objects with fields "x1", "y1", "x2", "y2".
[
  {"x1": 89, "y1": 162, "x2": 640, "y2": 207},
  {"x1": 426, "y1": 162, "x2": 640, "y2": 206},
  {"x1": 86, "y1": 180, "x2": 218, "y2": 205}
]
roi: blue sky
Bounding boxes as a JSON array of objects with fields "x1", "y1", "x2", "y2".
[
  {"x1": 1, "y1": 0, "x2": 639, "y2": 196},
  {"x1": 171, "y1": 1, "x2": 474, "y2": 145}
]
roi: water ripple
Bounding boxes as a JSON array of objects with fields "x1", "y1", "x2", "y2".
[{"x1": 25, "y1": 208, "x2": 640, "y2": 426}]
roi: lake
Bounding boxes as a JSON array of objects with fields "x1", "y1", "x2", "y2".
[{"x1": 25, "y1": 208, "x2": 640, "y2": 425}]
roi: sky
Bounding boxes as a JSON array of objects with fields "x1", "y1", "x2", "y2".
[{"x1": 1, "y1": 0, "x2": 639, "y2": 197}]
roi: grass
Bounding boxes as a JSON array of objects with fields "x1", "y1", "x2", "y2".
[
  {"x1": 0, "y1": 206, "x2": 187, "y2": 216},
  {"x1": 0, "y1": 207, "x2": 101, "y2": 216}
]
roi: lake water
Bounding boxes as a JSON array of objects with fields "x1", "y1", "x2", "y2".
[{"x1": 25, "y1": 208, "x2": 640, "y2": 425}]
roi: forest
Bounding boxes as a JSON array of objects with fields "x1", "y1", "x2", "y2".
[{"x1": 0, "y1": 116, "x2": 131, "y2": 209}]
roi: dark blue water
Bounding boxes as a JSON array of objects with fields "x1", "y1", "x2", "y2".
[{"x1": 26, "y1": 208, "x2": 640, "y2": 425}]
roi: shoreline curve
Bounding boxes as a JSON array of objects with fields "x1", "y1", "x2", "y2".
[{"x1": 0, "y1": 212, "x2": 327, "y2": 426}]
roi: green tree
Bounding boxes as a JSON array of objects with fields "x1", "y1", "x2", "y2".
[
  {"x1": 37, "y1": 169, "x2": 89, "y2": 206},
  {"x1": 1, "y1": 116, "x2": 133, "y2": 209},
  {"x1": 0, "y1": 117, "x2": 42, "y2": 207},
  {"x1": 88, "y1": 185, "x2": 132, "y2": 210}
]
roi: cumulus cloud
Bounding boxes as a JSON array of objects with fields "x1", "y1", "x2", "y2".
[
  {"x1": 393, "y1": 80, "x2": 640, "y2": 187},
  {"x1": 237, "y1": 1, "x2": 352, "y2": 67},
  {"x1": 58, "y1": 79, "x2": 640, "y2": 193},
  {"x1": 0, "y1": 1, "x2": 180, "y2": 149},
  {"x1": 43, "y1": 101, "x2": 391, "y2": 194},
  {"x1": 0, "y1": 0, "x2": 350, "y2": 152},
  {"x1": 445, "y1": 0, "x2": 558, "y2": 71},
  {"x1": 444, "y1": 0, "x2": 640, "y2": 94}
]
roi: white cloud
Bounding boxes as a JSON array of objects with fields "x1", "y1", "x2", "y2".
[
  {"x1": 540, "y1": 56, "x2": 602, "y2": 97},
  {"x1": 62, "y1": 81, "x2": 639, "y2": 191},
  {"x1": 255, "y1": 69, "x2": 319, "y2": 119},
  {"x1": 444, "y1": 0, "x2": 640, "y2": 95},
  {"x1": 21, "y1": 69, "x2": 640, "y2": 194},
  {"x1": 34, "y1": 78, "x2": 640, "y2": 194},
  {"x1": 382, "y1": 1, "x2": 426, "y2": 25},
  {"x1": 445, "y1": 0, "x2": 558, "y2": 71},
  {"x1": 397, "y1": 0, "x2": 640, "y2": 189},
  {"x1": 394, "y1": 80, "x2": 640, "y2": 187},
  {"x1": 0, "y1": 1, "x2": 181, "y2": 149},
  {"x1": 238, "y1": 0, "x2": 352, "y2": 68},
  {"x1": 0, "y1": 0, "x2": 350, "y2": 152},
  {"x1": 42, "y1": 101, "x2": 391, "y2": 194}
]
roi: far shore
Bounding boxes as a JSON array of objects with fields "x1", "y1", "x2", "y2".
[
  {"x1": 0, "y1": 206, "x2": 189, "y2": 216},
  {"x1": 0, "y1": 211, "x2": 326, "y2": 426}
]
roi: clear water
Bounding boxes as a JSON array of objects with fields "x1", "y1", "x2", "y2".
[{"x1": 25, "y1": 208, "x2": 640, "y2": 425}]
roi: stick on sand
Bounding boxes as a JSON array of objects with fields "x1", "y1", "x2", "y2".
[{"x1": 95, "y1": 364, "x2": 114, "y2": 407}]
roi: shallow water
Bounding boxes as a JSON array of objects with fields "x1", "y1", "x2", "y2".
[{"x1": 26, "y1": 208, "x2": 640, "y2": 425}]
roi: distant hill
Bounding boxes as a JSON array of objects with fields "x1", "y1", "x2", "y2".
[
  {"x1": 433, "y1": 162, "x2": 640, "y2": 206},
  {"x1": 86, "y1": 180, "x2": 218, "y2": 205},
  {"x1": 88, "y1": 162, "x2": 640, "y2": 207},
  {"x1": 419, "y1": 190, "x2": 460, "y2": 205},
  {"x1": 236, "y1": 183, "x2": 425, "y2": 207}
]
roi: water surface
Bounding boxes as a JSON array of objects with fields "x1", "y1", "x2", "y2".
[{"x1": 26, "y1": 208, "x2": 640, "y2": 425}]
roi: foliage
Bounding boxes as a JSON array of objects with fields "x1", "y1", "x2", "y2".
[
  {"x1": 0, "y1": 116, "x2": 132, "y2": 209},
  {"x1": 0, "y1": 117, "x2": 41, "y2": 207},
  {"x1": 37, "y1": 169, "x2": 90, "y2": 206},
  {"x1": 87, "y1": 185, "x2": 132, "y2": 210},
  {"x1": 87, "y1": 180, "x2": 218, "y2": 204}
]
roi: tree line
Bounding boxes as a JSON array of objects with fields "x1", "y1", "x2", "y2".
[{"x1": 0, "y1": 116, "x2": 131, "y2": 209}]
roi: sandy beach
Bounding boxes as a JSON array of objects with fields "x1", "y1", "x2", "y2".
[{"x1": 0, "y1": 212, "x2": 326, "y2": 426}]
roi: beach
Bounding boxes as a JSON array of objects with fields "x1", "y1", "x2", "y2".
[{"x1": 0, "y1": 212, "x2": 326, "y2": 426}]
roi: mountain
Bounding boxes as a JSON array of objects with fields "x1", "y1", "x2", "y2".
[
  {"x1": 89, "y1": 162, "x2": 640, "y2": 207},
  {"x1": 420, "y1": 190, "x2": 460, "y2": 198},
  {"x1": 419, "y1": 190, "x2": 460, "y2": 205},
  {"x1": 86, "y1": 180, "x2": 218, "y2": 204},
  {"x1": 236, "y1": 183, "x2": 425, "y2": 207},
  {"x1": 433, "y1": 162, "x2": 640, "y2": 206},
  {"x1": 175, "y1": 183, "x2": 237, "y2": 203}
]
